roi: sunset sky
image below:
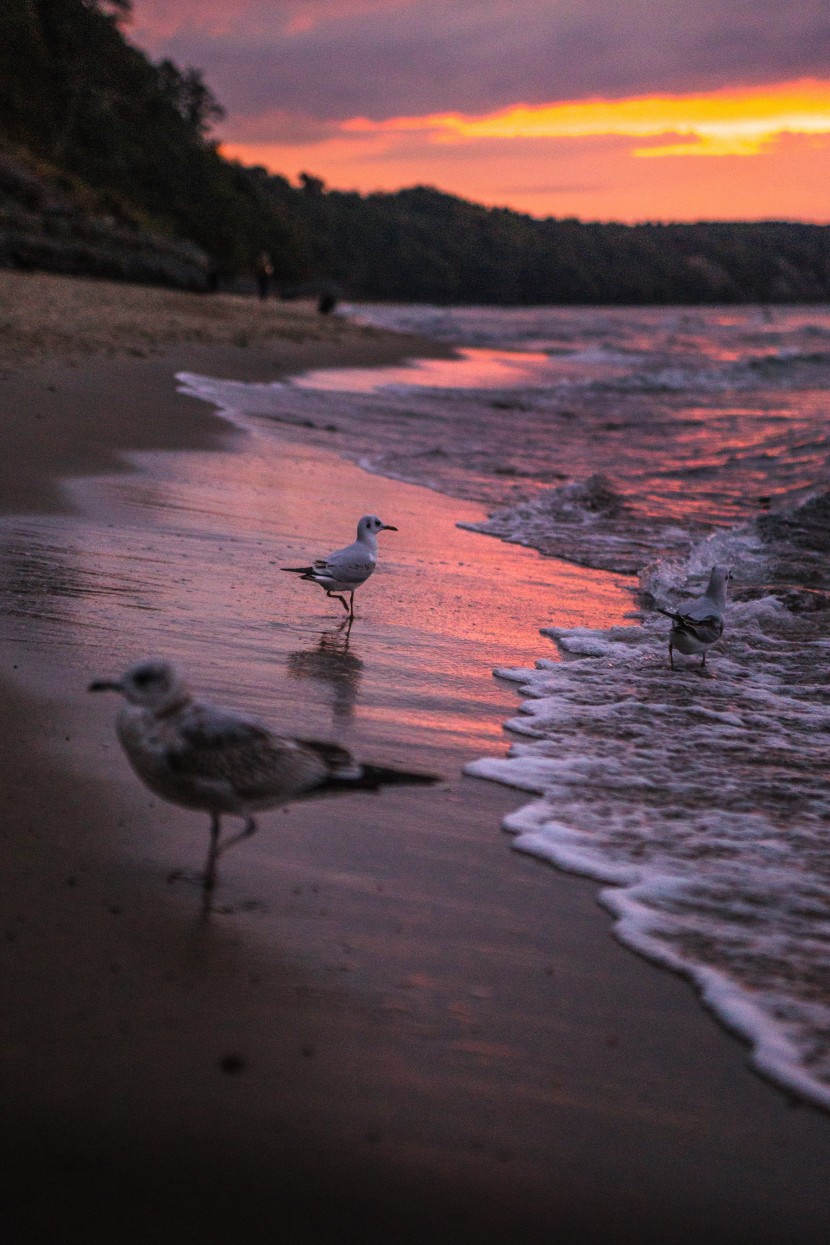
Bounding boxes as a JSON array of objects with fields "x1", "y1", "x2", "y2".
[{"x1": 128, "y1": 1, "x2": 830, "y2": 223}]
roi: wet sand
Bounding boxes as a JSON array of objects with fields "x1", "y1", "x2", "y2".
[{"x1": 2, "y1": 275, "x2": 830, "y2": 1244}]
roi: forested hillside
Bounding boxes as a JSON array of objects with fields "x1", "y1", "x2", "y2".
[
  {"x1": 1, "y1": 0, "x2": 829, "y2": 303},
  {"x1": 268, "y1": 179, "x2": 830, "y2": 305},
  {"x1": 0, "y1": 0, "x2": 309, "y2": 287}
]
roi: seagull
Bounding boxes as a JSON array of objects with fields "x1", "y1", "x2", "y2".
[
  {"x1": 654, "y1": 565, "x2": 731, "y2": 669},
  {"x1": 281, "y1": 514, "x2": 397, "y2": 618},
  {"x1": 89, "y1": 658, "x2": 437, "y2": 900}
]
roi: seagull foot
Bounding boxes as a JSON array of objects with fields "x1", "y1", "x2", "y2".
[{"x1": 167, "y1": 867, "x2": 211, "y2": 889}]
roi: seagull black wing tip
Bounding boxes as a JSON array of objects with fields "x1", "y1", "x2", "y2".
[{"x1": 319, "y1": 765, "x2": 441, "y2": 795}]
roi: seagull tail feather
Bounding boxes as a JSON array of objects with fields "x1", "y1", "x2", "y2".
[
  {"x1": 281, "y1": 565, "x2": 315, "y2": 574},
  {"x1": 321, "y1": 764, "x2": 440, "y2": 794}
]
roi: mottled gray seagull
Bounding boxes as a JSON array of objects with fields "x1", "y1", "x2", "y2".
[
  {"x1": 89, "y1": 658, "x2": 436, "y2": 898},
  {"x1": 282, "y1": 514, "x2": 397, "y2": 618},
  {"x1": 654, "y1": 565, "x2": 731, "y2": 668}
]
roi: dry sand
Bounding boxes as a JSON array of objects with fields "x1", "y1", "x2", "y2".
[
  {"x1": 0, "y1": 269, "x2": 451, "y2": 376},
  {"x1": 1, "y1": 273, "x2": 829, "y2": 1245}
]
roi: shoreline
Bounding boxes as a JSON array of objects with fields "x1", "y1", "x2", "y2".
[
  {"x1": 0, "y1": 269, "x2": 454, "y2": 516},
  {"x1": 2, "y1": 275, "x2": 830, "y2": 1243}
]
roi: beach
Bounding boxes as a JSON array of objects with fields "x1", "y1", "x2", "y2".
[{"x1": 2, "y1": 273, "x2": 830, "y2": 1244}]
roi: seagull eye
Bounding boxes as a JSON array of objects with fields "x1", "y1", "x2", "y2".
[{"x1": 132, "y1": 672, "x2": 164, "y2": 692}]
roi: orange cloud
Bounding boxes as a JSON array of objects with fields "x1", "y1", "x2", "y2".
[{"x1": 343, "y1": 79, "x2": 830, "y2": 158}]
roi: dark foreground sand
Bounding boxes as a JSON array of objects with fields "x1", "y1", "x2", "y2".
[{"x1": 1, "y1": 275, "x2": 829, "y2": 1245}]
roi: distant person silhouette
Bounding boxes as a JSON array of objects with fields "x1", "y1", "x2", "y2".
[{"x1": 255, "y1": 251, "x2": 274, "y2": 300}]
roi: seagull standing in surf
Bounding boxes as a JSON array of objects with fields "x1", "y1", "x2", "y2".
[
  {"x1": 281, "y1": 514, "x2": 397, "y2": 618},
  {"x1": 654, "y1": 565, "x2": 731, "y2": 669},
  {"x1": 89, "y1": 658, "x2": 436, "y2": 901}
]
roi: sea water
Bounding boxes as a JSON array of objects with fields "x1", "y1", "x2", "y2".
[{"x1": 178, "y1": 303, "x2": 830, "y2": 1111}]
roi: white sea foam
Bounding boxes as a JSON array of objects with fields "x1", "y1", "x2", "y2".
[{"x1": 467, "y1": 531, "x2": 830, "y2": 1111}]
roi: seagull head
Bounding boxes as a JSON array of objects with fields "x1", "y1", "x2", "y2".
[
  {"x1": 88, "y1": 658, "x2": 190, "y2": 711},
  {"x1": 706, "y1": 565, "x2": 732, "y2": 601},
  {"x1": 357, "y1": 515, "x2": 398, "y2": 539}
]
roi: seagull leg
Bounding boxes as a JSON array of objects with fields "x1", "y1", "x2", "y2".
[
  {"x1": 669, "y1": 639, "x2": 675, "y2": 669},
  {"x1": 348, "y1": 590, "x2": 355, "y2": 619},
  {"x1": 217, "y1": 814, "x2": 258, "y2": 857},
  {"x1": 327, "y1": 590, "x2": 350, "y2": 612},
  {"x1": 203, "y1": 812, "x2": 222, "y2": 894}
]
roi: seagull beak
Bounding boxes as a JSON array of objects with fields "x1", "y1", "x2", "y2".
[
  {"x1": 88, "y1": 679, "x2": 123, "y2": 693},
  {"x1": 381, "y1": 524, "x2": 398, "y2": 532}
]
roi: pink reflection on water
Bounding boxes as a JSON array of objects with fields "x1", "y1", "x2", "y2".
[
  {"x1": 20, "y1": 433, "x2": 632, "y2": 765},
  {"x1": 293, "y1": 347, "x2": 552, "y2": 393}
]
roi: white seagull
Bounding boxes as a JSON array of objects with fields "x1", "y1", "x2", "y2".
[
  {"x1": 654, "y1": 565, "x2": 731, "y2": 669},
  {"x1": 281, "y1": 514, "x2": 397, "y2": 618},
  {"x1": 89, "y1": 658, "x2": 436, "y2": 899}
]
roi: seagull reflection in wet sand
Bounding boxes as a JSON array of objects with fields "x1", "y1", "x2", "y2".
[
  {"x1": 89, "y1": 658, "x2": 437, "y2": 912},
  {"x1": 287, "y1": 619, "x2": 363, "y2": 724}
]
